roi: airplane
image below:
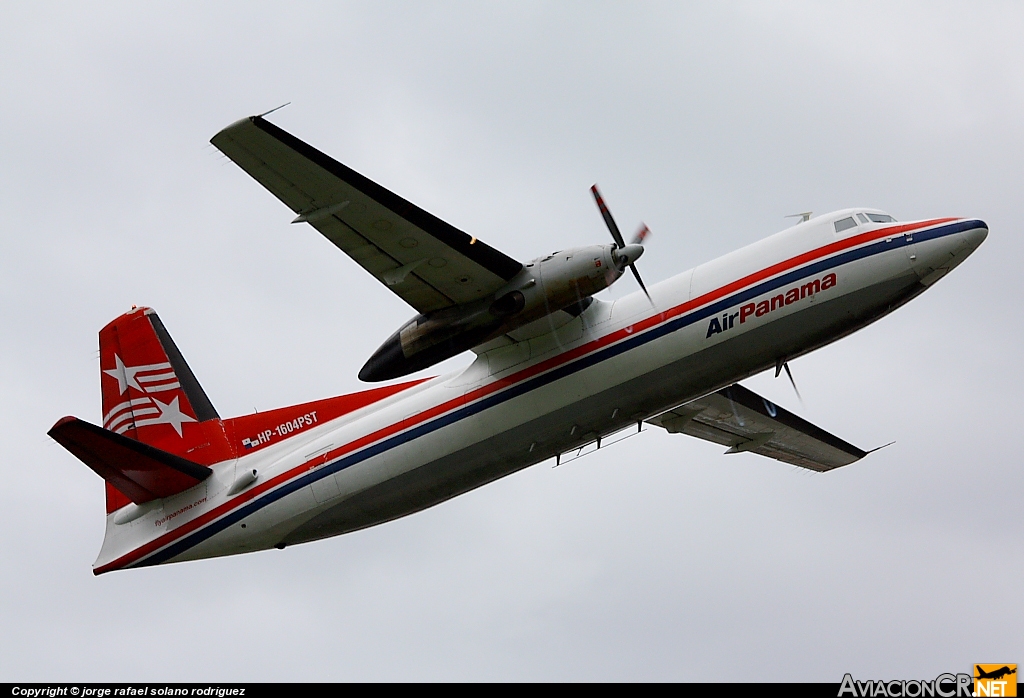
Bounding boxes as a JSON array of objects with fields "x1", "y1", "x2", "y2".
[
  {"x1": 48, "y1": 113, "x2": 988, "y2": 574},
  {"x1": 975, "y1": 666, "x2": 1016, "y2": 681}
]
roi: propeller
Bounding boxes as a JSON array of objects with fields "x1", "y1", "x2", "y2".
[{"x1": 590, "y1": 184, "x2": 652, "y2": 302}]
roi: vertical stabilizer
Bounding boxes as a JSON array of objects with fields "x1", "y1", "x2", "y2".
[{"x1": 99, "y1": 307, "x2": 232, "y2": 512}]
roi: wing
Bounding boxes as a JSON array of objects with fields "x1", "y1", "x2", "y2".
[
  {"x1": 211, "y1": 115, "x2": 523, "y2": 313},
  {"x1": 647, "y1": 383, "x2": 866, "y2": 472}
]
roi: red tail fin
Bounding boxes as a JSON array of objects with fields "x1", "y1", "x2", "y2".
[
  {"x1": 101, "y1": 307, "x2": 217, "y2": 439},
  {"x1": 99, "y1": 307, "x2": 232, "y2": 511}
]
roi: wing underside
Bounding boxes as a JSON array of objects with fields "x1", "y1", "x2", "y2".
[
  {"x1": 211, "y1": 115, "x2": 523, "y2": 313},
  {"x1": 647, "y1": 383, "x2": 867, "y2": 472}
]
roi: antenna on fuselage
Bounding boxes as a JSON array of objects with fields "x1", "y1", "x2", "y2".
[
  {"x1": 785, "y1": 212, "x2": 813, "y2": 223},
  {"x1": 776, "y1": 359, "x2": 803, "y2": 405}
]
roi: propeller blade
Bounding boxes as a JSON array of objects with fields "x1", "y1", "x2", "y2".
[
  {"x1": 630, "y1": 264, "x2": 652, "y2": 302},
  {"x1": 591, "y1": 186, "x2": 653, "y2": 304},
  {"x1": 632, "y1": 223, "x2": 651, "y2": 246},
  {"x1": 590, "y1": 184, "x2": 626, "y2": 248}
]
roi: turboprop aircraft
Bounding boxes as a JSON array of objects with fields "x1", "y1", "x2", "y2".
[{"x1": 48, "y1": 114, "x2": 988, "y2": 574}]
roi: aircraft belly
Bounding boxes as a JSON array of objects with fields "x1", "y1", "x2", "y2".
[{"x1": 276, "y1": 269, "x2": 924, "y2": 549}]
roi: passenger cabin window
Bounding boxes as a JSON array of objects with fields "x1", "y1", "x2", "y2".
[
  {"x1": 856, "y1": 213, "x2": 869, "y2": 224},
  {"x1": 834, "y1": 217, "x2": 857, "y2": 233},
  {"x1": 866, "y1": 213, "x2": 896, "y2": 223}
]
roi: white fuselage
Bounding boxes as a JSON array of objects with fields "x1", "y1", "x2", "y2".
[{"x1": 94, "y1": 211, "x2": 987, "y2": 573}]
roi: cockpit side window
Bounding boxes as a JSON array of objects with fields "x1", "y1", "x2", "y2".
[
  {"x1": 834, "y1": 217, "x2": 857, "y2": 233},
  {"x1": 866, "y1": 213, "x2": 896, "y2": 223},
  {"x1": 857, "y1": 213, "x2": 869, "y2": 224}
]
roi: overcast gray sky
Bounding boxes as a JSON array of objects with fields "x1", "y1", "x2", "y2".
[{"x1": 1, "y1": 1, "x2": 1020, "y2": 682}]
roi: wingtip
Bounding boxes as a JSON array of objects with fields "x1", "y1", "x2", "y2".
[
  {"x1": 210, "y1": 116, "x2": 255, "y2": 145},
  {"x1": 48, "y1": 415, "x2": 79, "y2": 437},
  {"x1": 212, "y1": 104, "x2": 288, "y2": 143}
]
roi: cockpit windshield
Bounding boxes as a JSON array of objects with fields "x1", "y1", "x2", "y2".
[
  {"x1": 833, "y1": 211, "x2": 898, "y2": 234},
  {"x1": 865, "y1": 213, "x2": 896, "y2": 223}
]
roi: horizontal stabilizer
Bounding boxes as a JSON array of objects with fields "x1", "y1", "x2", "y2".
[
  {"x1": 647, "y1": 383, "x2": 866, "y2": 472},
  {"x1": 48, "y1": 416, "x2": 211, "y2": 505}
]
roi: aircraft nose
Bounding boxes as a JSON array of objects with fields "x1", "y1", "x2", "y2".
[
  {"x1": 959, "y1": 219, "x2": 988, "y2": 252},
  {"x1": 910, "y1": 218, "x2": 987, "y2": 285}
]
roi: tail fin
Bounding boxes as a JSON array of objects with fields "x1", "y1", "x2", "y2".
[
  {"x1": 101, "y1": 307, "x2": 217, "y2": 437},
  {"x1": 98, "y1": 307, "x2": 232, "y2": 512}
]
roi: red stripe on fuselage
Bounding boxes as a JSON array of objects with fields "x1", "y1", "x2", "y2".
[{"x1": 95, "y1": 217, "x2": 954, "y2": 574}]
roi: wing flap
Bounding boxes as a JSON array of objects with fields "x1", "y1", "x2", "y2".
[
  {"x1": 211, "y1": 116, "x2": 523, "y2": 313},
  {"x1": 647, "y1": 383, "x2": 866, "y2": 472},
  {"x1": 48, "y1": 416, "x2": 212, "y2": 504}
]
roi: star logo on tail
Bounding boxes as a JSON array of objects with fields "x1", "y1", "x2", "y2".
[
  {"x1": 103, "y1": 355, "x2": 144, "y2": 394},
  {"x1": 102, "y1": 355, "x2": 194, "y2": 437},
  {"x1": 135, "y1": 396, "x2": 196, "y2": 436}
]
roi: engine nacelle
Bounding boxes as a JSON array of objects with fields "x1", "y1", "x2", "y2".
[{"x1": 359, "y1": 243, "x2": 643, "y2": 381}]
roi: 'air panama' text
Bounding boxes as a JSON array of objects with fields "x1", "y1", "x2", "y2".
[{"x1": 706, "y1": 272, "x2": 837, "y2": 338}]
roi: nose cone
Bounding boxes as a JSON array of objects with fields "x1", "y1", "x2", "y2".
[
  {"x1": 614, "y1": 243, "x2": 645, "y2": 268},
  {"x1": 910, "y1": 218, "x2": 988, "y2": 286},
  {"x1": 960, "y1": 219, "x2": 988, "y2": 253}
]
